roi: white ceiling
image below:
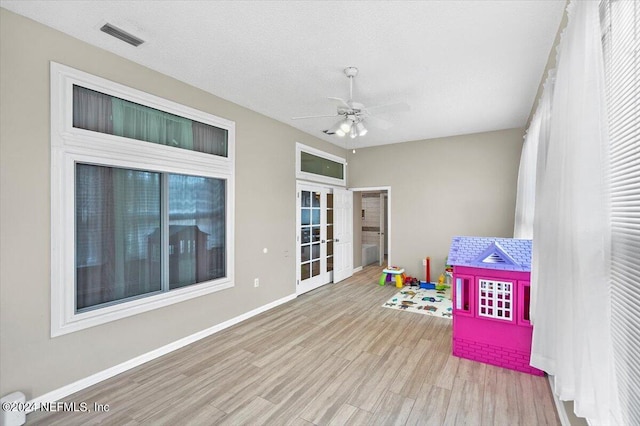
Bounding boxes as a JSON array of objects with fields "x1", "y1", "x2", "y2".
[{"x1": 1, "y1": 0, "x2": 565, "y2": 149}]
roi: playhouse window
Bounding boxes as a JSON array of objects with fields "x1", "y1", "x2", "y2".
[
  {"x1": 478, "y1": 279, "x2": 512, "y2": 321},
  {"x1": 455, "y1": 276, "x2": 471, "y2": 313}
]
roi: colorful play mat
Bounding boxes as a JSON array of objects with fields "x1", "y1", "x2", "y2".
[{"x1": 382, "y1": 287, "x2": 452, "y2": 319}]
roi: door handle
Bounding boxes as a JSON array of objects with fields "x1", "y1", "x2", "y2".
[
  {"x1": 321, "y1": 240, "x2": 326, "y2": 243},
  {"x1": 335, "y1": 238, "x2": 340, "y2": 242}
]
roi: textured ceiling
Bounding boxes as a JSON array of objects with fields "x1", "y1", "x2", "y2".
[{"x1": 1, "y1": 0, "x2": 565, "y2": 149}]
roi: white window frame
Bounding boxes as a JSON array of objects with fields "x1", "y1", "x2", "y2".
[
  {"x1": 477, "y1": 278, "x2": 513, "y2": 322},
  {"x1": 50, "y1": 62, "x2": 235, "y2": 337},
  {"x1": 296, "y1": 142, "x2": 347, "y2": 186}
]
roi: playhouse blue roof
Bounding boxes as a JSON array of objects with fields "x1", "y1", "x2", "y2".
[{"x1": 447, "y1": 236, "x2": 532, "y2": 272}]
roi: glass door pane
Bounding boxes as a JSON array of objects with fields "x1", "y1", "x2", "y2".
[
  {"x1": 310, "y1": 190, "x2": 322, "y2": 278},
  {"x1": 297, "y1": 184, "x2": 331, "y2": 295},
  {"x1": 300, "y1": 190, "x2": 321, "y2": 282},
  {"x1": 326, "y1": 193, "x2": 334, "y2": 272}
]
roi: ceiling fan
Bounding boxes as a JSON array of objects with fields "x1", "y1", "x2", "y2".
[{"x1": 292, "y1": 67, "x2": 410, "y2": 139}]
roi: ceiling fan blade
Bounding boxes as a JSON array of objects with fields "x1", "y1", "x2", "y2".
[
  {"x1": 350, "y1": 101, "x2": 366, "y2": 112},
  {"x1": 328, "y1": 97, "x2": 351, "y2": 109},
  {"x1": 365, "y1": 102, "x2": 410, "y2": 115},
  {"x1": 365, "y1": 115, "x2": 393, "y2": 130},
  {"x1": 291, "y1": 113, "x2": 339, "y2": 120}
]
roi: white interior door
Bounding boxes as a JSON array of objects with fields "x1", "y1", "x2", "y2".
[
  {"x1": 333, "y1": 188, "x2": 353, "y2": 283},
  {"x1": 379, "y1": 193, "x2": 386, "y2": 266},
  {"x1": 297, "y1": 183, "x2": 333, "y2": 295}
]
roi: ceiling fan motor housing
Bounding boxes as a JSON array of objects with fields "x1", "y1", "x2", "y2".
[{"x1": 344, "y1": 67, "x2": 358, "y2": 78}]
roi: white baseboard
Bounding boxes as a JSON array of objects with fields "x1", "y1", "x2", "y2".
[
  {"x1": 26, "y1": 293, "x2": 297, "y2": 412},
  {"x1": 352, "y1": 266, "x2": 363, "y2": 273}
]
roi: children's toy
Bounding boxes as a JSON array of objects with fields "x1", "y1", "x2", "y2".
[
  {"x1": 436, "y1": 274, "x2": 449, "y2": 290},
  {"x1": 379, "y1": 266, "x2": 406, "y2": 288},
  {"x1": 419, "y1": 281, "x2": 435, "y2": 290},
  {"x1": 444, "y1": 257, "x2": 454, "y2": 285},
  {"x1": 404, "y1": 276, "x2": 420, "y2": 286},
  {"x1": 447, "y1": 236, "x2": 542, "y2": 376},
  {"x1": 425, "y1": 256, "x2": 431, "y2": 283},
  {"x1": 421, "y1": 256, "x2": 439, "y2": 289}
]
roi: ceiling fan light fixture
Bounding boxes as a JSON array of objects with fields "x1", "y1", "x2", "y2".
[
  {"x1": 350, "y1": 126, "x2": 357, "y2": 139},
  {"x1": 356, "y1": 122, "x2": 368, "y2": 136},
  {"x1": 323, "y1": 121, "x2": 343, "y2": 135},
  {"x1": 339, "y1": 118, "x2": 353, "y2": 133},
  {"x1": 335, "y1": 128, "x2": 346, "y2": 137}
]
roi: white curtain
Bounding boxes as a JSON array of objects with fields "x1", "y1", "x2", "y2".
[
  {"x1": 513, "y1": 74, "x2": 554, "y2": 240},
  {"x1": 523, "y1": 74, "x2": 554, "y2": 324},
  {"x1": 513, "y1": 122, "x2": 537, "y2": 239},
  {"x1": 528, "y1": 1, "x2": 614, "y2": 424}
]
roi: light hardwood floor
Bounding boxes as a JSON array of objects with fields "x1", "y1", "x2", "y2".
[{"x1": 28, "y1": 263, "x2": 560, "y2": 425}]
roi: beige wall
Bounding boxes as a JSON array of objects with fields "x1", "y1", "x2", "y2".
[
  {"x1": 0, "y1": 8, "x2": 346, "y2": 398},
  {"x1": 347, "y1": 128, "x2": 524, "y2": 280}
]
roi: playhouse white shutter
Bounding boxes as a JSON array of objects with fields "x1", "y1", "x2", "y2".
[{"x1": 601, "y1": 1, "x2": 640, "y2": 424}]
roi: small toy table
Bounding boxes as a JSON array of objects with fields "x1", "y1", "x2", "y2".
[{"x1": 379, "y1": 267, "x2": 406, "y2": 288}]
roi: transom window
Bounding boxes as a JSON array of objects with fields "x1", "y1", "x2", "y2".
[
  {"x1": 300, "y1": 151, "x2": 344, "y2": 180},
  {"x1": 296, "y1": 143, "x2": 346, "y2": 186},
  {"x1": 73, "y1": 85, "x2": 228, "y2": 157},
  {"x1": 50, "y1": 62, "x2": 235, "y2": 336}
]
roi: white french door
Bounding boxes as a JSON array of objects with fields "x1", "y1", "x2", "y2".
[
  {"x1": 296, "y1": 183, "x2": 353, "y2": 294},
  {"x1": 297, "y1": 183, "x2": 333, "y2": 295},
  {"x1": 333, "y1": 187, "x2": 353, "y2": 283},
  {"x1": 379, "y1": 193, "x2": 386, "y2": 266}
]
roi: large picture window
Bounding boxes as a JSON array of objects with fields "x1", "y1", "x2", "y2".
[
  {"x1": 51, "y1": 63, "x2": 235, "y2": 336},
  {"x1": 75, "y1": 165, "x2": 226, "y2": 311}
]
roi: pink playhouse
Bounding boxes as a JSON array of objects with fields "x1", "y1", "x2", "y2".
[{"x1": 447, "y1": 236, "x2": 543, "y2": 376}]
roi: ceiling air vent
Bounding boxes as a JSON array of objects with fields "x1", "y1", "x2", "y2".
[{"x1": 100, "y1": 23, "x2": 144, "y2": 47}]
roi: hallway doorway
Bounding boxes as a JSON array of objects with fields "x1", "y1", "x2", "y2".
[{"x1": 351, "y1": 187, "x2": 391, "y2": 269}]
